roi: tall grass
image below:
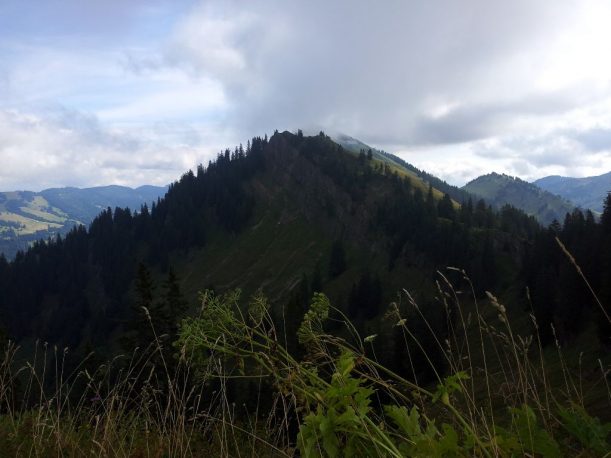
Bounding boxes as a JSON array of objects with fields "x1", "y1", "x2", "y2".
[
  {"x1": 0, "y1": 270, "x2": 609, "y2": 456},
  {"x1": 0, "y1": 333, "x2": 285, "y2": 456}
]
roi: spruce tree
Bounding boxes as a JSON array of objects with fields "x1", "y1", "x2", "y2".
[
  {"x1": 437, "y1": 193, "x2": 455, "y2": 220},
  {"x1": 159, "y1": 267, "x2": 188, "y2": 338},
  {"x1": 329, "y1": 239, "x2": 347, "y2": 278},
  {"x1": 310, "y1": 263, "x2": 323, "y2": 293},
  {"x1": 602, "y1": 192, "x2": 611, "y2": 235},
  {"x1": 124, "y1": 263, "x2": 157, "y2": 350}
]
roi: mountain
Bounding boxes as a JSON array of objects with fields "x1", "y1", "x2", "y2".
[
  {"x1": 0, "y1": 131, "x2": 540, "y2": 355},
  {"x1": 0, "y1": 185, "x2": 167, "y2": 259},
  {"x1": 534, "y1": 171, "x2": 611, "y2": 213},
  {"x1": 2, "y1": 130, "x2": 610, "y2": 435},
  {"x1": 333, "y1": 133, "x2": 473, "y2": 204},
  {"x1": 462, "y1": 172, "x2": 575, "y2": 225}
]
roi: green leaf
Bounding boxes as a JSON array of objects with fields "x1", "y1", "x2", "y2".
[
  {"x1": 557, "y1": 403, "x2": 611, "y2": 453},
  {"x1": 385, "y1": 405, "x2": 422, "y2": 438},
  {"x1": 438, "y1": 424, "x2": 460, "y2": 454},
  {"x1": 337, "y1": 351, "x2": 355, "y2": 377},
  {"x1": 510, "y1": 405, "x2": 561, "y2": 458}
]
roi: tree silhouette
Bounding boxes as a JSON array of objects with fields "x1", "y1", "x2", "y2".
[{"x1": 329, "y1": 239, "x2": 346, "y2": 278}]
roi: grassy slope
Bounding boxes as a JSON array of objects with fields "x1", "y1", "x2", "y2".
[
  {"x1": 334, "y1": 133, "x2": 447, "y2": 199},
  {"x1": 0, "y1": 193, "x2": 73, "y2": 236}
]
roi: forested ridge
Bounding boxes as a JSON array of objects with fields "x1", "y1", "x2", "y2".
[
  {"x1": 0, "y1": 131, "x2": 610, "y2": 455},
  {"x1": 0, "y1": 133, "x2": 508, "y2": 347},
  {"x1": 0, "y1": 185, "x2": 167, "y2": 259},
  {"x1": 463, "y1": 172, "x2": 576, "y2": 226},
  {"x1": 0, "y1": 134, "x2": 267, "y2": 347},
  {"x1": 0, "y1": 132, "x2": 609, "y2": 356}
]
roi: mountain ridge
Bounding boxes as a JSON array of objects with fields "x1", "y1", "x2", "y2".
[
  {"x1": 0, "y1": 184, "x2": 167, "y2": 259},
  {"x1": 2, "y1": 130, "x2": 610, "y2": 430},
  {"x1": 332, "y1": 133, "x2": 473, "y2": 204},
  {"x1": 462, "y1": 172, "x2": 575, "y2": 225},
  {"x1": 534, "y1": 171, "x2": 611, "y2": 213},
  {"x1": 0, "y1": 131, "x2": 536, "y2": 352}
]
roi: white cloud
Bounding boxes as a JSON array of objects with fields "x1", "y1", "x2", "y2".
[
  {"x1": 151, "y1": 0, "x2": 611, "y2": 183},
  {"x1": 0, "y1": 108, "x2": 226, "y2": 191},
  {"x1": 3, "y1": 0, "x2": 611, "y2": 189}
]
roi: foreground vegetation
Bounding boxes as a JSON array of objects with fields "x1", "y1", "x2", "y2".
[{"x1": 0, "y1": 271, "x2": 609, "y2": 457}]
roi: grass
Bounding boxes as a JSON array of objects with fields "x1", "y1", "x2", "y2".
[
  {"x1": 0, "y1": 194, "x2": 76, "y2": 241},
  {"x1": 177, "y1": 195, "x2": 331, "y2": 304},
  {"x1": 18, "y1": 207, "x2": 69, "y2": 225},
  {"x1": 0, "y1": 338, "x2": 285, "y2": 457},
  {"x1": 0, "y1": 264, "x2": 609, "y2": 456},
  {"x1": 0, "y1": 212, "x2": 64, "y2": 236},
  {"x1": 1, "y1": 244, "x2": 608, "y2": 455}
]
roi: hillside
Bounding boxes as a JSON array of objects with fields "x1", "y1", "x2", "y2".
[
  {"x1": 0, "y1": 185, "x2": 167, "y2": 259},
  {"x1": 1, "y1": 132, "x2": 610, "y2": 454},
  {"x1": 334, "y1": 133, "x2": 473, "y2": 204},
  {"x1": 535, "y1": 171, "x2": 611, "y2": 213},
  {"x1": 463, "y1": 172, "x2": 575, "y2": 225},
  {"x1": 0, "y1": 132, "x2": 540, "y2": 353}
]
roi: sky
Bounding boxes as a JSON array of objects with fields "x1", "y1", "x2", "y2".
[{"x1": 2, "y1": 0, "x2": 611, "y2": 190}]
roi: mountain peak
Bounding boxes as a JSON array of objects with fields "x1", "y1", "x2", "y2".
[{"x1": 463, "y1": 172, "x2": 574, "y2": 225}]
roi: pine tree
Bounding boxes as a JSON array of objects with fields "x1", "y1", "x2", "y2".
[
  {"x1": 460, "y1": 198, "x2": 473, "y2": 226},
  {"x1": 602, "y1": 192, "x2": 611, "y2": 235},
  {"x1": 310, "y1": 263, "x2": 323, "y2": 293},
  {"x1": 359, "y1": 149, "x2": 366, "y2": 163},
  {"x1": 124, "y1": 263, "x2": 157, "y2": 350},
  {"x1": 329, "y1": 239, "x2": 347, "y2": 278},
  {"x1": 437, "y1": 193, "x2": 455, "y2": 220},
  {"x1": 159, "y1": 267, "x2": 188, "y2": 338}
]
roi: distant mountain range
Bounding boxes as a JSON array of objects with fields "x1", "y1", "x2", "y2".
[
  {"x1": 0, "y1": 185, "x2": 167, "y2": 258},
  {"x1": 462, "y1": 172, "x2": 575, "y2": 226},
  {"x1": 534, "y1": 171, "x2": 611, "y2": 213},
  {"x1": 460, "y1": 169, "x2": 611, "y2": 226}
]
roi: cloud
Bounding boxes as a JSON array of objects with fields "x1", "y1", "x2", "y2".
[
  {"x1": 139, "y1": 0, "x2": 611, "y2": 184},
  {"x1": 150, "y1": 1, "x2": 592, "y2": 142},
  {"x1": 464, "y1": 130, "x2": 611, "y2": 182},
  {"x1": 573, "y1": 127, "x2": 611, "y2": 152},
  {"x1": 0, "y1": 108, "x2": 223, "y2": 191},
  {"x1": 4, "y1": 0, "x2": 611, "y2": 189}
]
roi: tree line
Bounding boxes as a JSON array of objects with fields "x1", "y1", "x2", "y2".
[{"x1": 0, "y1": 136, "x2": 268, "y2": 348}]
